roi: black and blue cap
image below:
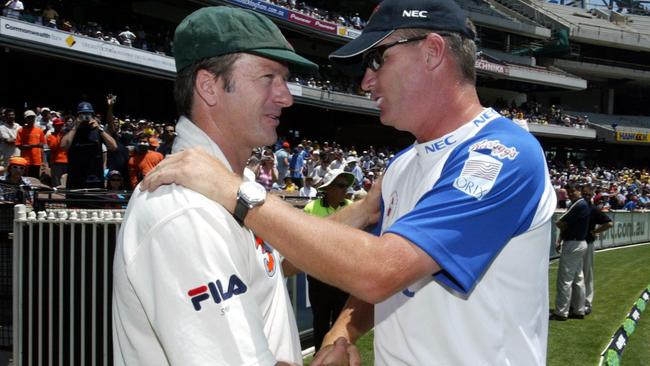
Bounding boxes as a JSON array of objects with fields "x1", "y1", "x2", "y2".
[
  {"x1": 77, "y1": 102, "x2": 94, "y2": 114},
  {"x1": 329, "y1": 0, "x2": 475, "y2": 62}
]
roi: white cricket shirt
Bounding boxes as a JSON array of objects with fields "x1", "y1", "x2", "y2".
[{"x1": 112, "y1": 117, "x2": 301, "y2": 365}]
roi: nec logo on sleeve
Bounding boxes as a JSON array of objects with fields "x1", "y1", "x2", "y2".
[
  {"x1": 403, "y1": 10, "x2": 428, "y2": 18},
  {"x1": 187, "y1": 274, "x2": 248, "y2": 311}
]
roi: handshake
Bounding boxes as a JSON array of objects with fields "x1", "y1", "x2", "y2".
[{"x1": 309, "y1": 337, "x2": 361, "y2": 366}]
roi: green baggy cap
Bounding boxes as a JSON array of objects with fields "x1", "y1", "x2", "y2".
[{"x1": 173, "y1": 6, "x2": 318, "y2": 73}]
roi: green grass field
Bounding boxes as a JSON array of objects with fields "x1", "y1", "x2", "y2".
[{"x1": 304, "y1": 243, "x2": 650, "y2": 366}]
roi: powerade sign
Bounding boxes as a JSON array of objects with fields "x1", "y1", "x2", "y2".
[{"x1": 225, "y1": 0, "x2": 289, "y2": 19}]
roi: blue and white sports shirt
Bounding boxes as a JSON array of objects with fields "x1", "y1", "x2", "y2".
[{"x1": 373, "y1": 108, "x2": 556, "y2": 366}]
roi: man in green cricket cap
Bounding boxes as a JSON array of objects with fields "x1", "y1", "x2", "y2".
[{"x1": 112, "y1": 6, "x2": 353, "y2": 365}]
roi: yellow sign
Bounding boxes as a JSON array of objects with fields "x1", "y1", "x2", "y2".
[
  {"x1": 616, "y1": 132, "x2": 650, "y2": 142},
  {"x1": 65, "y1": 35, "x2": 76, "y2": 47}
]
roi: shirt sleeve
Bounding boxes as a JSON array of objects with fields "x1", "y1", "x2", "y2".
[
  {"x1": 384, "y1": 137, "x2": 549, "y2": 294},
  {"x1": 593, "y1": 210, "x2": 612, "y2": 225},
  {"x1": 126, "y1": 207, "x2": 277, "y2": 366},
  {"x1": 303, "y1": 200, "x2": 315, "y2": 215},
  {"x1": 559, "y1": 201, "x2": 587, "y2": 226},
  {"x1": 15, "y1": 130, "x2": 22, "y2": 146}
]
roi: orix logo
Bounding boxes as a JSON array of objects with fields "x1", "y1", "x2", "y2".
[
  {"x1": 403, "y1": 10, "x2": 428, "y2": 18},
  {"x1": 187, "y1": 274, "x2": 247, "y2": 311}
]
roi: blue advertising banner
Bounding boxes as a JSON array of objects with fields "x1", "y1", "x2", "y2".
[{"x1": 224, "y1": 0, "x2": 289, "y2": 19}]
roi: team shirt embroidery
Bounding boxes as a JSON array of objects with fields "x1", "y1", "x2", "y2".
[
  {"x1": 468, "y1": 139, "x2": 519, "y2": 160},
  {"x1": 453, "y1": 151, "x2": 503, "y2": 200}
]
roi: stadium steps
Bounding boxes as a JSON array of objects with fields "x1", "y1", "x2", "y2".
[{"x1": 491, "y1": 0, "x2": 571, "y2": 31}]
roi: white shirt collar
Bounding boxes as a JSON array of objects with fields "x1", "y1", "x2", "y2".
[{"x1": 172, "y1": 116, "x2": 234, "y2": 173}]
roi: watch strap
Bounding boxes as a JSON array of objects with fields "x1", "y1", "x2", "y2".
[{"x1": 233, "y1": 198, "x2": 249, "y2": 224}]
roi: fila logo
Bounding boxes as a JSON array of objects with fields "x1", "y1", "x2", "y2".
[
  {"x1": 403, "y1": 10, "x2": 428, "y2": 18},
  {"x1": 187, "y1": 274, "x2": 247, "y2": 311}
]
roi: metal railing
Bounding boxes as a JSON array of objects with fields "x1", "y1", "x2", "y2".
[{"x1": 12, "y1": 206, "x2": 123, "y2": 366}]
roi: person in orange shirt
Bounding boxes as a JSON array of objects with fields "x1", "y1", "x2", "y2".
[
  {"x1": 15, "y1": 110, "x2": 45, "y2": 178},
  {"x1": 128, "y1": 135, "x2": 163, "y2": 188},
  {"x1": 46, "y1": 118, "x2": 68, "y2": 187}
]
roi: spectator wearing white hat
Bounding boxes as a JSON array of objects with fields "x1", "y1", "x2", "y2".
[
  {"x1": 3, "y1": 0, "x2": 23, "y2": 19},
  {"x1": 345, "y1": 156, "x2": 363, "y2": 188},
  {"x1": 15, "y1": 110, "x2": 46, "y2": 178}
]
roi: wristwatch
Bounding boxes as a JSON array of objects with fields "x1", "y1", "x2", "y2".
[
  {"x1": 97, "y1": 126, "x2": 105, "y2": 133},
  {"x1": 233, "y1": 181, "x2": 267, "y2": 224}
]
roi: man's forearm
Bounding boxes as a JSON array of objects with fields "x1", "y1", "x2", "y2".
[
  {"x1": 247, "y1": 196, "x2": 385, "y2": 302},
  {"x1": 593, "y1": 222, "x2": 613, "y2": 235},
  {"x1": 322, "y1": 296, "x2": 374, "y2": 347}
]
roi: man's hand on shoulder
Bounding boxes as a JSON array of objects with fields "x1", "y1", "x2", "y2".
[
  {"x1": 140, "y1": 147, "x2": 242, "y2": 213},
  {"x1": 310, "y1": 337, "x2": 360, "y2": 366}
]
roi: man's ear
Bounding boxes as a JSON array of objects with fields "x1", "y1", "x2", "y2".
[
  {"x1": 194, "y1": 69, "x2": 221, "y2": 107},
  {"x1": 422, "y1": 33, "x2": 445, "y2": 71}
]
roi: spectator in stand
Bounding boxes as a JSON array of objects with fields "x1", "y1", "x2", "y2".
[
  {"x1": 275, "y1": 141, "x2": 291, "y2": 180},
  {"x1": 328, "y1": 150, "x2": 344, "y2": 170},
  {"x1": 0, "y1": 108, "x2": 20, "y2": 168},
  {"x1": 0, "y1": 156, "x2": 31, "y2": 203},
  {"x1": 310, "y1": 151, "x2": 329, "y2": 185},
  {"x1": 3, "y1": 0, "x2": 23, "y2": 19},
  {"x1": 106, "y1": 170, "x2": 127, "y2": 191},
  {"x1": 128, "y1": 135, "x2": 163, "y2": 188},
  {"x1": 61, "y1": 101, "x2": 117, "y2": 189},
  {"x1": 36, "y1": 107, "x2": 53, "y2": 164},
  {"x1": 350, "y1": 13, "x2": 362, "y2": 29},
  {"x1": 256, "y1": 155, "x2": 278, "y2": 191},
  {"x1": 345, "y1": 156, "x2": 363, "y2": 189},
  {"x1": 623, "y1": 192, "x2": 639, "y2": 210},
  {"x1": 289, "y1": 144, "x2": 306, "y2": 187},
  {"x1": 42, "y1": 3, "x2": 58, "y2": 23},
  {"x1": 119, "y1": 26, "x2": 136, "y2": 47},
  {"x1": 299, "y1": 176, "x2": 317, "y2": 198},
  {"x1": 46, "y1": 117, "x2": 68, "y2": 187},
  {"x1": 304, "y1": 149, "x2": 319, "y2": 177},
  {"x1": 158, "y1": 124, "x2": 176, "y2": 156},
  {"x1": 302, "y1": 169, "x2": 354, "y2": 351},
  {"x1": 638, "y1": 190, "x2": 650, "y2": 208},
  {"x1": 104, "y1": 95, "x2": 132, "y2": 181},
  {"x1": 15, "y1": 110, "x2": 45, "y2": 178},
  {"x1": 283, "y1": 175, "x2": 297, "y2": 192},
  {"x1": 36, "y1": 107, "x2": 53, "y2": 134}
]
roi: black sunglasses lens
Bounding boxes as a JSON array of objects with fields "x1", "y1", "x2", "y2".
[{"x1": 363, "y1": 49, "x2": 382, "y2": 71}]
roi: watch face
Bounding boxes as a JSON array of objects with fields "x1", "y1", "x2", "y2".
[{"x1": 240, "y1": 181, "x2": 267, "y2": 205}]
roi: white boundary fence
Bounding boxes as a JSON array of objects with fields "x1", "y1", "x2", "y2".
[{"x1": 550, "y1": 210, "x2": 649, "y2": 258}]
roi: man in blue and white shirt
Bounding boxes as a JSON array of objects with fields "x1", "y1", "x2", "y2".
[{"x1": 142, "y1": 0, "x2": 556, "y2": 364}]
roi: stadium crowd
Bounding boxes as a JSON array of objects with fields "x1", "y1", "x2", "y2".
[
  {"x1": 1, "y1": 0, "x2": 367, "y2": 58},
  {"x1": 494, "y1": 99, "x2": 590, "y2": 128},
  {"x1": 2, "y1": 97, "x2": 649, "y2": 209}
]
